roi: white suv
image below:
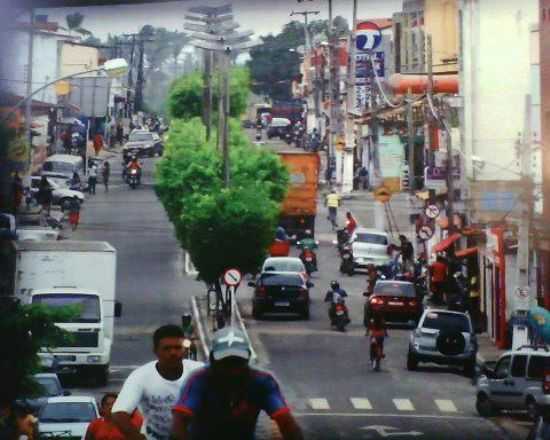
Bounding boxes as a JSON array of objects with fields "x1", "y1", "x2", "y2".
[{"x1": 476, "y1": 345, "x2": 550, "y2": 419}]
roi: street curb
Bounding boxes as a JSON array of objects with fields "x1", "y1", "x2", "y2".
[
  {"x1": 235, "y1": 301, "x2": 258, "y2": 364},
  {"x1": 191, "y1": 296, "x2": 210, "y2": 360}
]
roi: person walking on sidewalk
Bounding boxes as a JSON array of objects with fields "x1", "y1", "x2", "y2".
[
  {"x1": 325, "y1": 188, "x2": 340, "y2": 231},
  {"x1": 111, "y1": 325, "x2": 203, "y2": 440},
  {"x1": 88, "y1": 165, "x2": 98, "y2": 195},
  {"x1": 358, "y1": 166, "x2": 369, "y2": 190},
  {"x1": 171, "y1": 327, "x2": 304, "y2": 440},
  {"x1": 67, "y1": 197, "x2": 81, "y2": 231},
  {"x1": 102, "y1": 161, "x2": 110, "y2": 192}
]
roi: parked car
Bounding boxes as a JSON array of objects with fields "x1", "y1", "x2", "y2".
[
  {"x1": 249, "y1": 272, "x2": 313, "y2": 319},
  {"x1": 122, "y1": 130, "x2": 164, "y2": 159},
  {"x1": 407, "y1": 309, "x2": 477, "y2": 376},
  {"x1": 476, "y1": 345, "x2": 550, "y2": 419},
  {"x1": 350, "y1": 228, "x2": 392, "y2": 271},
  {"x1": 38, "y1": 396, "x2": 99, "y2": 439},
  {"x1": 17, "y1": 373, "x2": 70, "y2": 414},
  {"x1": 41, "y1": 154, "x2": 84, "y2": 182},
  {"x1": 261, "y1": 257, "x2": 307, "y2": 280},
  {"x1": 28, "y1": 176, "x2": 85, "y2": 210},
  {"x1": 267, "y1": 117, "x2": 291, "y2": 139},
  {"x1": 365, "y1": 280, "x2": 422, "y2": 324}
]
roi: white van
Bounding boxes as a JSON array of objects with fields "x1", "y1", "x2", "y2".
[{"x1": 42, "y1": 154, "x2": 84, "y2": 181}]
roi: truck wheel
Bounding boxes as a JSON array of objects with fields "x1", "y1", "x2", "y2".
[
  {"x1": 476, "y1": 393, "x2": 495, "y2": 417},
  {"x1": 301, "y1": 307, "x2": 310, "y2": 320},
  {"x1": 94, "y1": 365, "x2": 109, "y2": 387},
  {"x1": 407, "y1": 351, "x2": 418, "y2": 371}
]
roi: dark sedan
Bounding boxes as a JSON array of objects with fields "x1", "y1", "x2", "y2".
[
  {"x1": 249, "y1": 272, "x2": 312, "y2": 320},
  {"x1": 122, "y1": 131, "x2": 164, "y2": 159},
  {"x1": 365, "y1": 280, "x2": 422, "y2": 325}
]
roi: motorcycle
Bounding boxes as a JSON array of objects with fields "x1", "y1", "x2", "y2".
[
  {"x1": 128, "y1": 168, "x2": 140, "y2": 189},
  {"x1": 299, "y1": 247, "x2": 317, "y2": 275},
  {"x1": 336, "y1": 228, "x2": 350, "y2": 255},
  {"x1": 333, "y1": 300, "x2": 350, "y2": 332},
  {"x1": 285, "y1": 131, "x2": 293, "y2": 144},
  {"x1": 339, "y1": 247, "x2": 354, "y2": 276},
  {"x1": 370, "y1": 336, "x2": 384, "y2": 371}
]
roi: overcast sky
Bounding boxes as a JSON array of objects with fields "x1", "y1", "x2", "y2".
[{"x1": 37, "y1": 0, "x2": 403, "y2": 40}]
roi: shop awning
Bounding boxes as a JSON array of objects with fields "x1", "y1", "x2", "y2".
[
  {"x1": 455, "y1": 247, "x2": 478, "y2": 258},
  {"x1": 432, "y1": 233, "x2": 461, "y2": 253}
]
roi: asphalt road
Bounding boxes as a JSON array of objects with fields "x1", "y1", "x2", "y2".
[{"x1": 60, "y1": 138, "x2": 525, "y2": 439}]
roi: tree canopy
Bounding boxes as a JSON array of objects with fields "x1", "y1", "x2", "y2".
[
  {"x1": 167, "y1": 67, "x2": 251, "y2": 120},
  {"x1": 155, "y1": 118, "x2": 289, "y2": 283},
  {"x1": 247, "y1": 17, "x2": 350, "y2": 100}
]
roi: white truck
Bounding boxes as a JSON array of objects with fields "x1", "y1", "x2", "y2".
[{"x1": 7, "y1": 240, "x2": 120, "y2": 385}]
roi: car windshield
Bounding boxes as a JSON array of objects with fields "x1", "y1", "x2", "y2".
[
  {"x1": 35, "y1": 377, "x2": 62, "y2": 397},
  {"x1": 422, "y1": 313, "x2": 471, "y2": 333},
  {"x1": 42, "y1": 162, "x2": 74, "y2": 174},
  {"x1": 129, "y1": 133, "x2": 153, "y2": 142},
  {"x1": 260, "y1": 273, "x2": 303, "y2": 287},
  {"x1": 32, "y1": 294, "x2": 100, "y2": 323},
  {"x1": 39, "y1": 402, "x2": 96, "y2": 423},
  {"x1": 354, "y1": 233, "x2": 388, "y2": 245},
  {"x1": 264, "y1": 260, "x2": 304, "y2": 272},
  {"x1": 374, "y1": 282, "x2": 415, "y2": 297}
]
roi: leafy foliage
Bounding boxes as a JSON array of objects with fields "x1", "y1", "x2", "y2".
[
  {"x1": 0, "y1": 298, "x2": 73, "y2": 405},
  {"x1": 155, "y1": 118, "x2": 288, "y2": 283},
  {"x1": 167, "y1": 67, "x2": 251, "y2": 120},
  {"x1": 248, "y1": 17, "x2": 350, "y2": 100}
]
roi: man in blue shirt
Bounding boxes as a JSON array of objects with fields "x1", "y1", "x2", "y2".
[{"x1": 171, "y1": 328, "x2": 303, "y2": 440}]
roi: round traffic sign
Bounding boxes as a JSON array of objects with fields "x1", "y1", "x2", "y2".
[
  {"x1": 223, "y1": 268, "x2": 242, "y2": 286},
  {"x1": 356, "y1": 21, "x2": 383, "y2": 51},
  {"x1": 425, "y1": 204, "x2": 441, "y2": 219},
  {"x1": 417, "y1": 225, "x2": 435, "y2": 242},
  {"x1": 374, "y1": 186, "x2": 391, "y2": 203}
]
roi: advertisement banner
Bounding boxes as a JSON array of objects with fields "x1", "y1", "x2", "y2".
[{"x1": 378, "y1": 135, "x2": 404, "y2": 192}]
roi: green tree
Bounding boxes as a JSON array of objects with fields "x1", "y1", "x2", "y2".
[
  {"x1": 0, "y1": 298, "x2": 73, "y2": 409},
  {"x1": 155, "y1": 118, "x2": 288, "y2": 283},
  {"x1": 167, "y1": 67, "x2": 251, "y2": 120}
]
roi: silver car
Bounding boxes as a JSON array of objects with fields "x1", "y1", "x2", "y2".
[
  {"x1": 407, "y1": 309, "x2": 477, "y2": 376},
  {"x1": 476, "y1": 346, "x2": 550, "y2": 419}
]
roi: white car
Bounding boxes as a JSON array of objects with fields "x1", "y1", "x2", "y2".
[
  {"x1": 29, "y1": 176, "x2": 85, "y2": 210},
  {"x1": 38, "y1": 396, "x2": 99, "y2": 439},
  {"x1": 261, "y1": 257, "x2": 307, "y2": 279},
  {"x1": 350, "y1": 228, "x2": 392, "y2": 270}
]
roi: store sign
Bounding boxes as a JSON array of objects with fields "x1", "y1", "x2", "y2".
[{"x1": 355, "y1": 52, "x2": 385, "y2": 78}]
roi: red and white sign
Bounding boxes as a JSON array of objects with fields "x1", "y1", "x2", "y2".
[{"x1": 223, "y1": 268, "x2": 242, "y2": 286}]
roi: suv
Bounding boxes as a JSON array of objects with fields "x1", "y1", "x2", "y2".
[
  {"x1": 476, "y1": 345, "x2": 550, "y2": 419},
  {"x1": 407, "y1": 309, "x2": 477, "y2": 376}
]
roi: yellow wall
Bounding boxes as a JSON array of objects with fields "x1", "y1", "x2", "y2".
[
  {"x1": 424, "y1": 0, "x2": 458, "y2": 73},
  {"x1": 60, "y1": 42, "x2": 99, "y2": 76}
]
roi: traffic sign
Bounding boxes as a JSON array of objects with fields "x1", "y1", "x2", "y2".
[
  {"x1": 223, "y1": 268, "x2": 242, "y2": 286},
  {"x1": 374, "y1": 186, "x2": 391, "y2": 203},
  {"x1": 425, "y1": 204, "x2": 441, "y2": 219},
  {"x1": 356, "y1": 21, "x2": 383, "y2": 51},
  {"x1": 417, "y1": 225, "x2": 435, "y2": 242}
]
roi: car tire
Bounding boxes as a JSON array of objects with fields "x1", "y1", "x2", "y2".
[
  {"x1": 464, "y1": 358, "x2": 476, "y2": 378},
  {"x1": 407, "y1": 350, "x2": 418, "y2": 371},
  {"x1": 149, "y1": 150, "x2": 155, "y2": 158},
  {"x1": 436, "y1": 330, "x2": 466, "y2": 356},
  {"x1": 526, "y1": 397, "x2": 539, "y2": 421},
  {"x1": 60, "y1": 198, "x2": 72, "y2": 212},
  {"x1": 301, "y1": 307, "x2": 310, "y2": 320},
  {"x1": 476, "y1": 393, "x2": 495, "y2": 417},
  {"x1": 252, "y1": 305, "x2": 263, "y2": 320}
]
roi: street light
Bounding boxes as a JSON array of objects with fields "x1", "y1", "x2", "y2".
[{"x1": 3, "y1": 58, "x2": 129, "y2": 119}]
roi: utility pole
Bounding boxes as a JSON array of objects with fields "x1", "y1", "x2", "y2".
[
  {"x1": 341, "y1": 0, "x2": 357, "y2": 194},
  {"x1": 135, "y1": 38, "x2": 145, "y2": 112},
  {"x1": 327, "y1": 0, "x2": 335, "y2": 183},
  {"x1": 407, "y1": 88, "x2": 415, "y2": 193},
  {"x1": 290, "y1": 10, "x2": 320, "y2": 53},
  {"x1": 204, "y1": 50, "x2": 214, "y2": 141},
  {"x1": 25, "y1": 8, "x2": 34, "y2": 171}
]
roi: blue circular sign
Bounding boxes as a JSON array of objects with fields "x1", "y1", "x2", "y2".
[{"x1": 356, "y1": 21, "x2": 382, "y2": 51}]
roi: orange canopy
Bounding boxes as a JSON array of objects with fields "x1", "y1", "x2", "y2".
[
  {"x1": 455, "y1": 247, "x2": 478, "y2": 258},
  {"x1": 432, "y1": 233, "x2": 461, "y2": 253}
]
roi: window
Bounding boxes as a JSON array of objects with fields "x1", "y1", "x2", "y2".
[
  {"x1": 260, "y1": 273, "x2": 304, "y2": 287},
  {"x1": 374, "y1": 282, "x2": 416, "y2": 297},
  {"x1": 39, "y1": 402, "x2": 96, "y2": 423},
  {"x1": 354, "y1": 233, "x2": 388, "y2": 245},
  {"x1": 422, "y1": 312, "x2": 471, "y2": 333},
  {"x1": 511, "y1": 355, "x2": 528, "y2": 378},
  {"x1": 495, "y1": 356, "x2": 511, "y2": 379},
  {"x1": 32, "y1": 294, "x2": 101, "y2": 323},
  {"x1": 527, "y1": 355, "x2": 546, "y2": 380}
]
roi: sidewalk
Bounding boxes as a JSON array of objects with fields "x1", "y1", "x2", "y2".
[{"x1": 476, "y1": 333, "x2": 506, "y2": 364}]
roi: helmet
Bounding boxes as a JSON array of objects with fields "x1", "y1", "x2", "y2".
[
  {"x1": 131, "y1": 154, "x2": 137, "y2": 161},
  {"x1": 181, "y1": 312, "x2": 192, "y2": 328},
  {"x1": 304, "y1": 229, "x2": 312, "y2": 237},
  {"x1": 330, "y1": 280, "x2": 340, "y2": 290}
]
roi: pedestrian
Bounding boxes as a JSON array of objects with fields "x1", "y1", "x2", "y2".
[
  {"x1": 11, "y1": 172, "x2": 23, "y2": 215},
  {"x1": 358, "y1": 166, "x2": 369, "y2": 190},
  {"x1": 325, "y1": 188, "x2": 340, "y2": 231},
  {"x1": 171, "y1": 327, "x2": 304, "y2": 440},
  {"x1": 37, "y1": 176, "x2": 52, "y2": 215},
  {"x1": 429, "y1": 255, "x2": 448, "y2": 305},
  {"x1": 67, "y1": 197, "x2": 80, "y2": 231},
  {"x1": 116, "y1": 123, "x2": 124, "y2": 146},
  {"x1": 111, "y1": 325, "x2": 203, "y2": 440},
  {"x1": 84, "y1": 393, "x2": 142, "y2": 440},
  {"x1": 88, "y1": 165, "x2": 97, "y2": 195},
  {"x1": 399, "y1": 234, "x2": 414, "y2": 273},
  {"x1": 102, "y1": 161, "x2": 110, "y2": 192},
  {"x1": 93, "y1": 133, "x2": 104, "y2": 156},
  {"x1": 345, "y1": 211, "x2": 357, "y2": 235}
]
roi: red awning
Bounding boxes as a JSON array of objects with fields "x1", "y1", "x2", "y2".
[
  {"x1": 455, "y1": 247, "x2": 478, "y2": 258},
  {"x1": 432, "y1": 233, "x2": 461, "y2": 253}
]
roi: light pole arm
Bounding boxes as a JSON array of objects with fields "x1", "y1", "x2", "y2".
[{"x1": 3, "y1": 67, "x2": 106, "y2": 121}]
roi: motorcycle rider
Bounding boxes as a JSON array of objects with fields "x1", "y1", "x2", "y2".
[
  {"x1": 126, "y1": 155, "x2": 142, "y2": 184},
  {"x1": 298, "y1": 230, "x2": 318, "y2": 273},
  {"x1": 324, "y1": 281, "x2": 348, "y2": 326},
  {"x1": 366, "y1": 312, "x2": 388, "y2": 366}
]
